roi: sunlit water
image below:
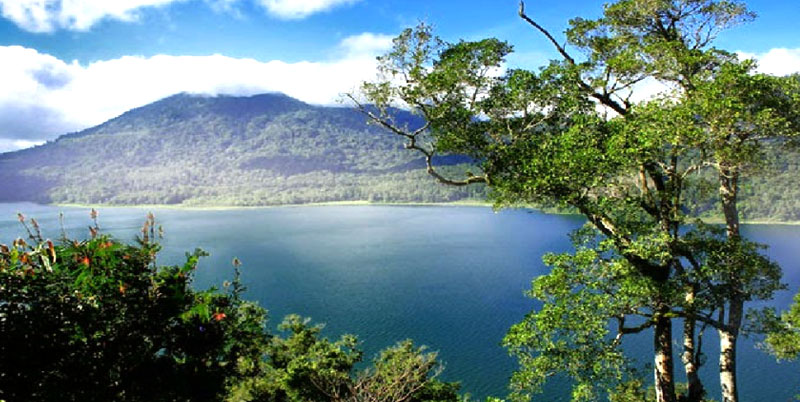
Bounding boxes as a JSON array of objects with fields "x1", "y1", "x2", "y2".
[{"x1": 1, "y1": 203, "x2": 798, "y2": 400}]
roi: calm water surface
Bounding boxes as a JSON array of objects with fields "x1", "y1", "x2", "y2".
[{"x1": 1, "y1": 203, "x2": 798, "y2": 400}]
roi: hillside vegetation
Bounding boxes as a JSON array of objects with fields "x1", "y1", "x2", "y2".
[
  {"x1": 0, "y1": 93, "x2": 485, "y2": 206},
  {"x1": 0, "y1": 92, "x2": 797, "y2": 221}
]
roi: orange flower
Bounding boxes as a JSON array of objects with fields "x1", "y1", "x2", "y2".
[
  {"x1": 119, "y1": 284, "x2": 127, "y2": 295},
  {"x1": 212, "y1": 312, "x2": 226, "y2": 322},
  {"x1": 80, "y1": 256, "x2": 90, "y2": 266},
  {"x1": 47, "y1": 240, "x2": 56, "y2": 262}
]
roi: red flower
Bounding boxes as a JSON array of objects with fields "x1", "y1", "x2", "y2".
[
  {"x1": 212, "y1": 312, "x2": 226, "y2": 322},
  {"x1": 47, "y1": 240, "x2": 56, "y2": 262}
]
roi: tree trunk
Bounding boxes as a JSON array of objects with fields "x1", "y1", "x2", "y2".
[
  {"x1": 682, "y1": 318, "x2": 704, "y2": 401},
  {"x1": 719, "y1": 170, "x2": 740, "y2": 239},
  {"x1": 654, "y1": 311, "x2": 677, "y2": 402},
  {"x1": 718, "y1": 168, "x2": 742, "y2": 402},
  {"x1": 720, "y1": 300, "x2": 743, "y2": 402}
]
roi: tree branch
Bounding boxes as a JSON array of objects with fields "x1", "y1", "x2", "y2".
[
  {"x1": 518, "y1": 1, "x2": 629, "y2": 116},
  {"x1": 518, "y1": 1, "x2": 574, "y2": 65},
  {"x1": 346, "y1": 94, "x2": 488, "y2": 187}
]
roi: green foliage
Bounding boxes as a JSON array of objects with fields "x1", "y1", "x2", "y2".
[
  {"x1": 751, "y1": 292, "x2": 800, "y2": 361},
  {"x1": 0, "y1": 214, "x2": 464, "y2": 402},
  {"x1": 504, "y1": 237, "x2": 655, "y2": 401},
  {"x1": 227, "y1": 315, "x2": 463, "y2": 402},
  {"x1": 0, "y1": 216, "x2": 268, "y2": 402},
  {"x1": 357, "y1": 1, "x2": 800, "y2": 401},
  {"x1": 0, "y1": 93, "x2": 486, "y2": 207}
]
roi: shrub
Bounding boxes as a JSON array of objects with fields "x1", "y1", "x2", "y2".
[{"x1": 0, "y1": 212, "x2": 462, "y2": 402}]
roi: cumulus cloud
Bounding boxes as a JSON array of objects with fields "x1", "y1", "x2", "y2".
[
  {"x1": 738, "y1": 48, "x2": 800, "y2": 76},
  {"x1": 0, "y1": 0, "x2": 361, "y2": 32},
  {"x1": 338, "y1": 32, "x2": 394, "y2": 58},
  {"x1": 0, "y1": 33, "x2": 393, "y2": 151},
  {"x1": 0, "y1": 0, "x2": 183, "y2": 32},
  {"x1": 600, "y1": 48, "x2": 800, "y2": 115},
  {"x1": 257, "y1": 0, "x2": 360, "y2": 19}
]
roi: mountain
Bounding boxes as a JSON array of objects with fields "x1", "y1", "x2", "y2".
[
  {"x1": 0, "y1": 93, "x2": 485, "y2": 206},
  {"x1": 1, "y1": 92, "x2": 798, "y2": 221}
]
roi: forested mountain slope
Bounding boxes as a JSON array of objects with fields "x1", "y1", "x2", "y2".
[
  {"x1": 0, "y1": 92, "x2": 797, "y2": 221},
  {"x1": 0, "y1": 93, "x2": 484, "y2": 206}
]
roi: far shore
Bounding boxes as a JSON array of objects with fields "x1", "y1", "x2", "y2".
[
  {"x1": 42, "y1": 200, "x2": 800, "y2": 226},
  {"x1": 53, "y1": 199, "x2": 496, "y2": 211}
]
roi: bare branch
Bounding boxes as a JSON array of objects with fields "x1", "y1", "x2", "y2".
[
  {"x1": 518, "y1": 1, "x2": 629, "y2": 116},
  {"x1": 346, "y1": 93, "x2": 488, "y2": 187},
  {"x1": 518, "y1": 1, "x2": 575, "y2": 65},
  {"x1": 614, "y1": 316, "x2": 654, "y2": 346}
]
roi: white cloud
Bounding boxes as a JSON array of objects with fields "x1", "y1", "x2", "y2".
[
  {"x1": 737, "y1": 48, "x2": 800, "y2": 76},
  {"x1": 338, "y1": 32, "x2": 393, "y2": 58},
  {"x1": 0, "y1": 0, "x2": 183, "y2": 32},
  {"x1": 0, "y1": 139, "x2": 45, "y2": 153},
  {"x1": 257, "y1": 0, "x2": 359, "y2": 19},
  {"x1": 0, "y1": 32, "x2": 393, "y2": 150},
  {"x1": 597, "y1": 48, "x2": 800, "y2": 116},
  {"x1": 0, "y1": 0, "x2": 362, "y2": 32}
]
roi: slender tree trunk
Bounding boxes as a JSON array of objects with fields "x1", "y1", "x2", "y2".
[
  {"x1": 654, "y1": 308, "x2": 677, "y2": 402},
  {"x1": 719, "y1": 168, "x2": 742, "y2": 402},
  {"x1": 719, "y1": 300, "x2": 743, "y2": 402},
  {"x1": 682, "y1": 317, "x2": 704, "y2": 401}
]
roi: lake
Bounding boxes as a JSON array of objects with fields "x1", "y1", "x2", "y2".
[{"x1": 1, "y1": 202, "x2": 798, "y2": 400}]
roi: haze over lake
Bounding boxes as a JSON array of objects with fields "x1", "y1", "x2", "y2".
[{"x1": 1, "y1": 203, "x2": 798, "y2": 400}]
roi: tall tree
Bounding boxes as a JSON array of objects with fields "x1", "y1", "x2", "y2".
[
  {"x1": 350, "y1": 20, "x2": 693, "y2": 402},
  {"x1": 352, "y1": 1, "x2": 798, "y2": 401},
  {"x1": 682, "y1": 62, "x2": 799, "y2": 401}
]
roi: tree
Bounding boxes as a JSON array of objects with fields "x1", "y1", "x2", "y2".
[
  {"x1": 352, "y1": 1, "x2": 799, "y2": 401},
  {"x1": 680, "y1": 61, "x2": 800, "y2": 401}
]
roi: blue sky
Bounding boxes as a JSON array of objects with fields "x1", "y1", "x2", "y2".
[{"x1": 0, "y1": 0, "x2": 798, "y2": 152}]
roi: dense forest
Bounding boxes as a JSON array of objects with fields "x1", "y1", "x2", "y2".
[
  {"x1": 1, "y1": 92, "x2": 798, "y2": 221},
  {"x1": 0, "y1": 93, "x2": 485, "y2": 206}
]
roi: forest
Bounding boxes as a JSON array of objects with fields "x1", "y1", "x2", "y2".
[{"x1": 0, "y1": 93, "x2": 486, "y2": 207}]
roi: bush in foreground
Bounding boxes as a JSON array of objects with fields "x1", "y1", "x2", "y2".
[{"x1": 0, "y1": 213, "x2": 461, "y2": 402}]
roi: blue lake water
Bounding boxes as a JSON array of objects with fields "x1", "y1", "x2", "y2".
[{"x1": 1, "y1": 203, "x2": 798, "y2": 400}]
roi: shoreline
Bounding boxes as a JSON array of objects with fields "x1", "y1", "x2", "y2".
[
  {"x1": 52, "y1": 199, "x2": 496, "y2": 211},
  {"x1": 26, "y1": 201, "x2": 800, "y2": 225}
]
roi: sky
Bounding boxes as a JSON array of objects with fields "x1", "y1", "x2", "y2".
[{"x1": 0, "y1": 0, "x2": 799, "y2": 153}]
